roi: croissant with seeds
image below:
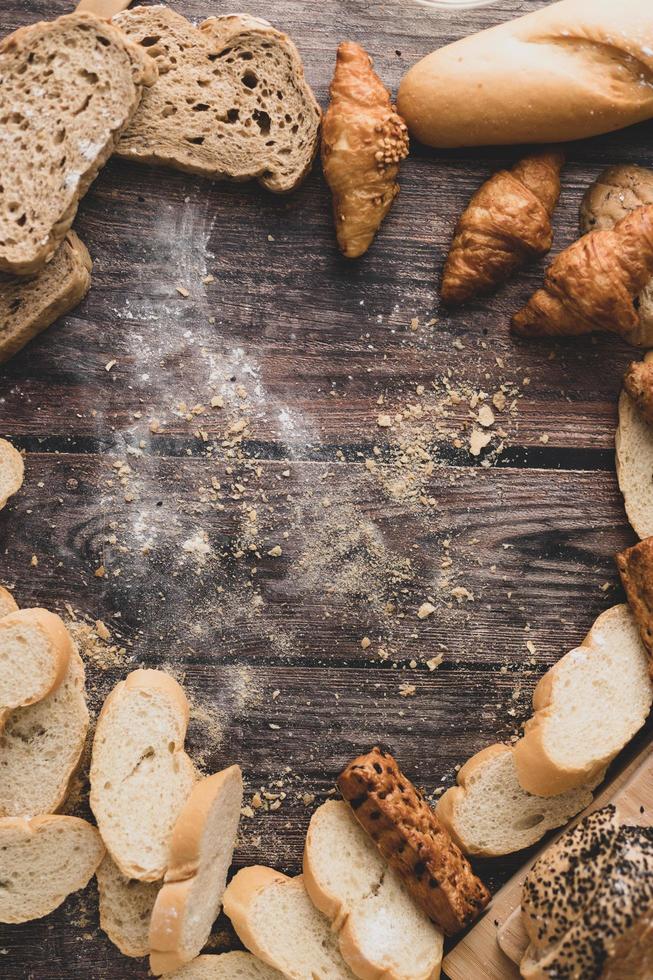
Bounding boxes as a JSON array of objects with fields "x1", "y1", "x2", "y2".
[{"x1": 322, "y1": 41, "x2": 409, "y2": 259}]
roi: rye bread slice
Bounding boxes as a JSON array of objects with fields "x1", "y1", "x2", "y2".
[
  {"x1": 114, "y1": 6, "x2": 321, "y2": 192},
  {"x1": 0, "y1": 12, "x2": 157, "y2": 275},
  {"x1": 0, "y1": 232, "x2": 91, "y2": 364}
]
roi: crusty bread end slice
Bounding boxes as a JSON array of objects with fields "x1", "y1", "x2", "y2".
[
  {"x1": 616, "y1": 355, "x2": 653, "y2": 539},
  {"x1": 90, "y1": 668, "x2": 196, "y2": 881},
  {"x1": 436, "y1": 744, "x2": 602, "y2": 857},
  {"x1": 0, "y1": 814, "x2": 104, "y2": 923},
  {"x1": 0, "y1": 587, "x2": 18, "y2": 619},
  {"x1": 0, "y1": 608, "x2": 73, "y2": 728},
  {"x1": 0, "y1": 232, "x2": 91, "y2": 364},
  {"x1": 97, "y1": 853, "x2": 160, "y2": 958},
  {"x1": 0, "y1": 439, "x2": 24, "y2": 509},
  {"x1": 514, "y1": 605, "x2": 652, "y2": 796},
  {"x1": 149, "y1": 765, "x2": 244, "y2": 975},
  {"x1": 164, "y1": 952, "x2": 283, "y2": 978}
]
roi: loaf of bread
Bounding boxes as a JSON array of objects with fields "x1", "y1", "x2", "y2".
[{"x1": 397, "y1": 0, "x2": 653, "y2": 148}]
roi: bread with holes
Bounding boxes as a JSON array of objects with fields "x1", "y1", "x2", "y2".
[
  {"x1": 0, "y1": 438, "x2": 23, "y2": 510},
  {"x1": 0, "y1": 814, "x2": 104, "y2": 923},
  {"x1": 97, "y1": 853, "x2": 160, "y2": 958},
  {"x1": 514, "y1": 605, "x2": 652, "y2": 797},
  {"x1": 304, "y1": 799, "x2": 443, "y2": 980},
  {"x1": 90, "y1": 668, "x2": 196, "y2": 881},
  {"x1": 0, "y1": 644, "x2": 88, "y2": 816},
  {"x1": 616, "y1": 351, "x2": 653, "y2": 539},
  {"x1": 0, "y1": 232, "x2": 91, "y2": 363},
  {"x1": 149, "y1": 765, "x2": 243, "y2": 975},
  {"x1": 166, "y1": 953, "x2": 282, "y2": 979},
  {"x1": 436, "y1": 743, "x2": 602, "y2": 857},
  {"x1": 113, "y1": 6, "x2": 320, "y2": 192},
  {"x1": 0, "y1": 608, "x2": 73, "y2": 728},
  {"x1": 224, "y1": 866, "x2": 358, "y2": 979},
  {"x1": 0, "y1": 12, "x2": 156, "y2": 276}
]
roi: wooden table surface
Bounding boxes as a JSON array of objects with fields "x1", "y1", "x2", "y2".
[{"x1": 1, "y1": 0, "x2": 651, "y2": 976}]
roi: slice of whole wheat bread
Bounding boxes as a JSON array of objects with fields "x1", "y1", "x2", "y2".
[
  {"x1": 166, "y1": 952, "x2": 283, "y2": 978},
  {"x1": 113, "y1": 6, "x2": 320, "y2": 192},
  {"x1": 0, "y1": 438, "x2": 24, "y2": 509},
  {"x1": 0, "y1": 814, "x2": 104, "y2": 923},
  {"x1": 97, "y1": 853, "x2": 161, "y2": 958},
  {"x1": 0, "y1": 12, "x2": 157, "y2": 275},
  {"x1": 90, "y1": 668, "x2": 196, "y2": 881},
  {"x1": 0, "y1": 608, "x2": 73, "y2": 728},
  {"x1": 149, "y1": 765, "x2": 243, "y2": 975},
  {"x1": 0, "y1": 232, "x2": 91, "y2": 363}
]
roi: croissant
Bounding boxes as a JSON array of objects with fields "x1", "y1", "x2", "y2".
[
  {"x1": 322, "y1": 41, "x2": 409, "y2": 259},
  {"x1": 441, "y1": 151, "x2": 564, "y2": 305},
  {"x1": 513, "y1": 205, "x2": 653, "y2": 346}
]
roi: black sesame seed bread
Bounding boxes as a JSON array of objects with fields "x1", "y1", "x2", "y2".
[
  {"x1": 113, "y1": 6, "x2": 321, "y2": 193},
  {"x1": 337, "y1": 746, "x2": 490, "y2": 936}
]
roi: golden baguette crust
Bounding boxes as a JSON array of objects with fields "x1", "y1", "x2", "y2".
[
  {"x1": 0, "y1": 608, "x2": 73, "y2": 728},
  {"x1": 397, "y1": 0, "x2": 653, "y2": 148},
  {"x1": 337, "y1": 747, "x2": 489, "y2": 936}
]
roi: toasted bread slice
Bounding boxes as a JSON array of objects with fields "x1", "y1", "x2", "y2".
[
  {"x1": 90, "y1": 669, "x2": 196, "y2": 881},
  {"x1": 0, "y1": 644, "x2": 88, "y2": 816},
  {"x1": 165, "y1": 952, "x2": 282, "y2": 978},
  {"x1": 149, "y1": 765, "x2": 243, "y2": 975},
  {"x1": 0, "y1": 587, "x2": 18, "y2": 619},
  {"x1": 97, "y1": 853, "x2": 160, "y2": 958},
  {"x1": 0, "y1": 232, "x2": 91, "y2": 363},
  {"x1": 304, "y1": 799, "x2": 443, "y2": 980},
  {"x1": 514, "y1": 606, "x2": 652, "y2": 796},
  {"x1": 224, "y1": 867, "x2": 358, "y2": 979},
  {"x1": 0, "y1": 608, "x2": 73, "y2": 728},
  {"x1": 0, "y1": 814, "x2": 104, "y2": 923},
  {"x1": 436, "y1": 743, "x2": 602, "y2": 857},
  {"x1": 0, "y1": 439, "x2": 24, "y2": 509},
  {"x1": 0, "y1": 12, "x2": 156, "y2": 275},
  {"x1": 616, "y1": 355, "x2": 653, "y2": 539},
  {"x1": 114, "y1": 7, "x2": 320, "y2": 192}
]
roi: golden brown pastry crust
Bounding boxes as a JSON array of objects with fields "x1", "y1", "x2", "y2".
[
  {"x1": 617, "y1": 537, "x2": 653, "y2": 666},
  {"x1": 623, "y1": 359, "x2": 653, "y2": 428},
  {"x1": 337, "y1": 746, "x2": 490, "y2": 936},
  {"x1": 441, "y1": 151, "x2": 564, "y2": 305},
  {"x1": 512, "y1": 205, "x2": 653, "y2": 345},
  {"x1": 322, "y1": 41, "x2": 409, "y2": 259}
]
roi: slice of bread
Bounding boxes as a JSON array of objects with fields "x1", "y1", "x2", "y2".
[
  {"x1": 0, "y1": 12, "x2": 157, "y2": 276},
  {"x1": 616, "y1": 355, "x2": 653, "y2": 538},
  {"x1": 0, "y1": 438, "x2": 24, "y2": 509},
  {"x1": 0, "y1": 587, "x2": 18, "y2": 619},
  {"x1": 0, "y1": 814, "x2": 104, "y2": 923},
  {"x1": 617, "y1": 535, "x2": 653, "y2": 665},
  {"x1": 436, "y1": 744, "x2": 602, "y2": 857},
  {"x1": 113, "y1": 7, "x2": 321, "y2": 193},
  {"x1": 0, "y1": 644, "x2": 88, "y2": 816},
  {"x1": 513, "y1": 605, "x2": 653, "y2": 796},
  {"x1": 97, "y1": 853, "x2": 160, "y2": 958},
  {"x1": 0, "y1": 232, "x2": 91, "y2": 364},
  {"x1": 90, "y1": 668, "x2": 196, "y2": 881},
  {"x1": 0, "y1": 608, "x2": 73, "y2": 728},
  {"x1": 304, "y1": 800, "x2": 443, "y2": 980},
  {"x1": 149, "y1": 765, "x2": 244, "y2": 975},
  {"x1": 166, "y1": 952, "x2": 282, "y2": 979},
  {"x1": 224, "y1": 867, "x2": 358, "y2": 979}
]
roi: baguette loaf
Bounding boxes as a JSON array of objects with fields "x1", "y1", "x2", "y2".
[
  {"x1": 0, "y1": 12, "x2": 156, "y2": 275},
  {"x1": 96, "y1": 854, "x2": 160, "y2": 958},
  {"x1": 397, "y1": 0, "x2": 653, "y2": 148},
  {"x1": 0, "y1": 608, "x2": 73, "y2": 728},
  {"x1": 0, "y1": 438, "x2": 24, "y2": 509}
]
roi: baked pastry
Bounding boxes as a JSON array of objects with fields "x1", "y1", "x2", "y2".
[
  {"x1": 441, "y1": 151, "x2": 564, "y2": 305},
  {"x1": 512, "y1": 205, "x2": 653, "y2": 346},
  {"x1": 337, "y1": 746, "x2": 490, "y2": 935},
  {"x1": 617, "y1": 537, "x2": 653, "y2": 666},
  {"x1": 322, "y1": 42, "x2": 409, "y2": 258},
  {"x1": 623, "y1": 358, "x2": 653, "y2": 427}
]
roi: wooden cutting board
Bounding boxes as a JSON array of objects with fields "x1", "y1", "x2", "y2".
[
  {"x1": 442, "y1": 738, "x2": 653, "y2": 980},
  {"x1": 75, "y1": 0, "x2": 131, "y2": 15}
]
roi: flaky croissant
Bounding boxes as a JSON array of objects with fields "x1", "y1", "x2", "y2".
[
  {"x1": 441, "y1": 151, "x2": 564, "y2": 305},
  {"x1": 513, "y1": 205, "x2": 653, "y2": 346},
  {"x1": 322, "y1": 41, "x2": 409, "y2": 259}
]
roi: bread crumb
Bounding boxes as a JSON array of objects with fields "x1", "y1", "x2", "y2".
[
  {"x1": 426, "y1": 654, "x2": 443, "y2": 671},
  {"x1": 417, "y1": 602, "x2": 436, "y2": 620},
  {"x1": 377, "y1": 414, "x2": 393, "y2": 428},
  {"x1": 267, "y1": 545, "x2": 282, "y2": 557},
  {"x1": 104, "y1": 359, "x2": 117, "y2": 372},
  {"x1": 399, "y1": 683, "x2": 416, "y2": 697},
  {"x1": 361, "y1": 636, "x2": 371, "y2": 649},
  {"x1": 470, "y1": 428, "x2": 492, "y2": 456},
  {"x1": 176, "y1": 286, "x2": 190, "y2": 297},
  {"x1": 477, "y1": 404, "x2": 495, "y2": 428}
]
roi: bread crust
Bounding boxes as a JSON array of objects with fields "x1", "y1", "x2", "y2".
[
  {"x1": 0, "y1": 587, "x2": 18, "y2": 619},
  {"x1": 223, "y1": 866, "x2": 294, "y2": 970},
  {"x1": 397, "y1": 0, "x2": 653, "y2": 148},
  {"x1": 337, "y1": 747, "x2": 489, "y2": 936},
  {"x1": 0, "y1": 608, "x2": 73, "y2": 727},
  {"x1": 618, "y1": 537, "x2": 653, "y2": 666},
  {"x1": 0, "y1": 438, "x2": 24, "y2": 508},
  {"x1": 435, "y1": 744, "x2": 510, "y2": 855}
]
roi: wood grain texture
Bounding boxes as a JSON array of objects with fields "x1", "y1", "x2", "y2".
[{"x1": 0, "y1": 0, "x2": 650, "y2": 977}]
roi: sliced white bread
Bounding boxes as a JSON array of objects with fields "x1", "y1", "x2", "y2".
[
  {"x1": 149, "y1": 765, "x2": 244, "y2": 975},
  {"x1": 513, "y1": 605, "x2": 652, "y2": 796},
  {"x1": 0, "y1": 438, "x2": 23, "y2": 510},
  {"x1": 0, "y1": 587, "x2": 18, "y2": 619},
  {"x1": 304, "y1": 799, "x2": 443, "y2": 980},
  {"x1": 166, "y1": 952, "x2": 282, "y2": 979},
  {"x1": 0, "y1": 814, "x2": 104, "y2": 923},
  {"x1": 616, "y1": 353, "x2": 653, "y2": 538},
  {"x1": 436, "y1": 744, "x2": 602, "y2": 857},
  {"x1": 0, "y1": 12, "x2": 157, "y2": 276},
  {"x1": 90, "y1": 668, "x2": 196, "y2": 881},
  {"x1": 0, "y1": 608, "x2": 73, "y2": 728},
  {"x1": 0, "y1": 232, "x2": 92, "y2": 364},
  {"x1": 96, "y1": 853, "x2": 160, "y2": 958},
  {"x1": 0, "y1": 644, "x2": 88, "y2": 816},
  {"x1": 224, "y1": 866, "x2": 358, "y2": 979},
  {"x1": 114, "y1": 7, "x2": 320, "y2": 192}
]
